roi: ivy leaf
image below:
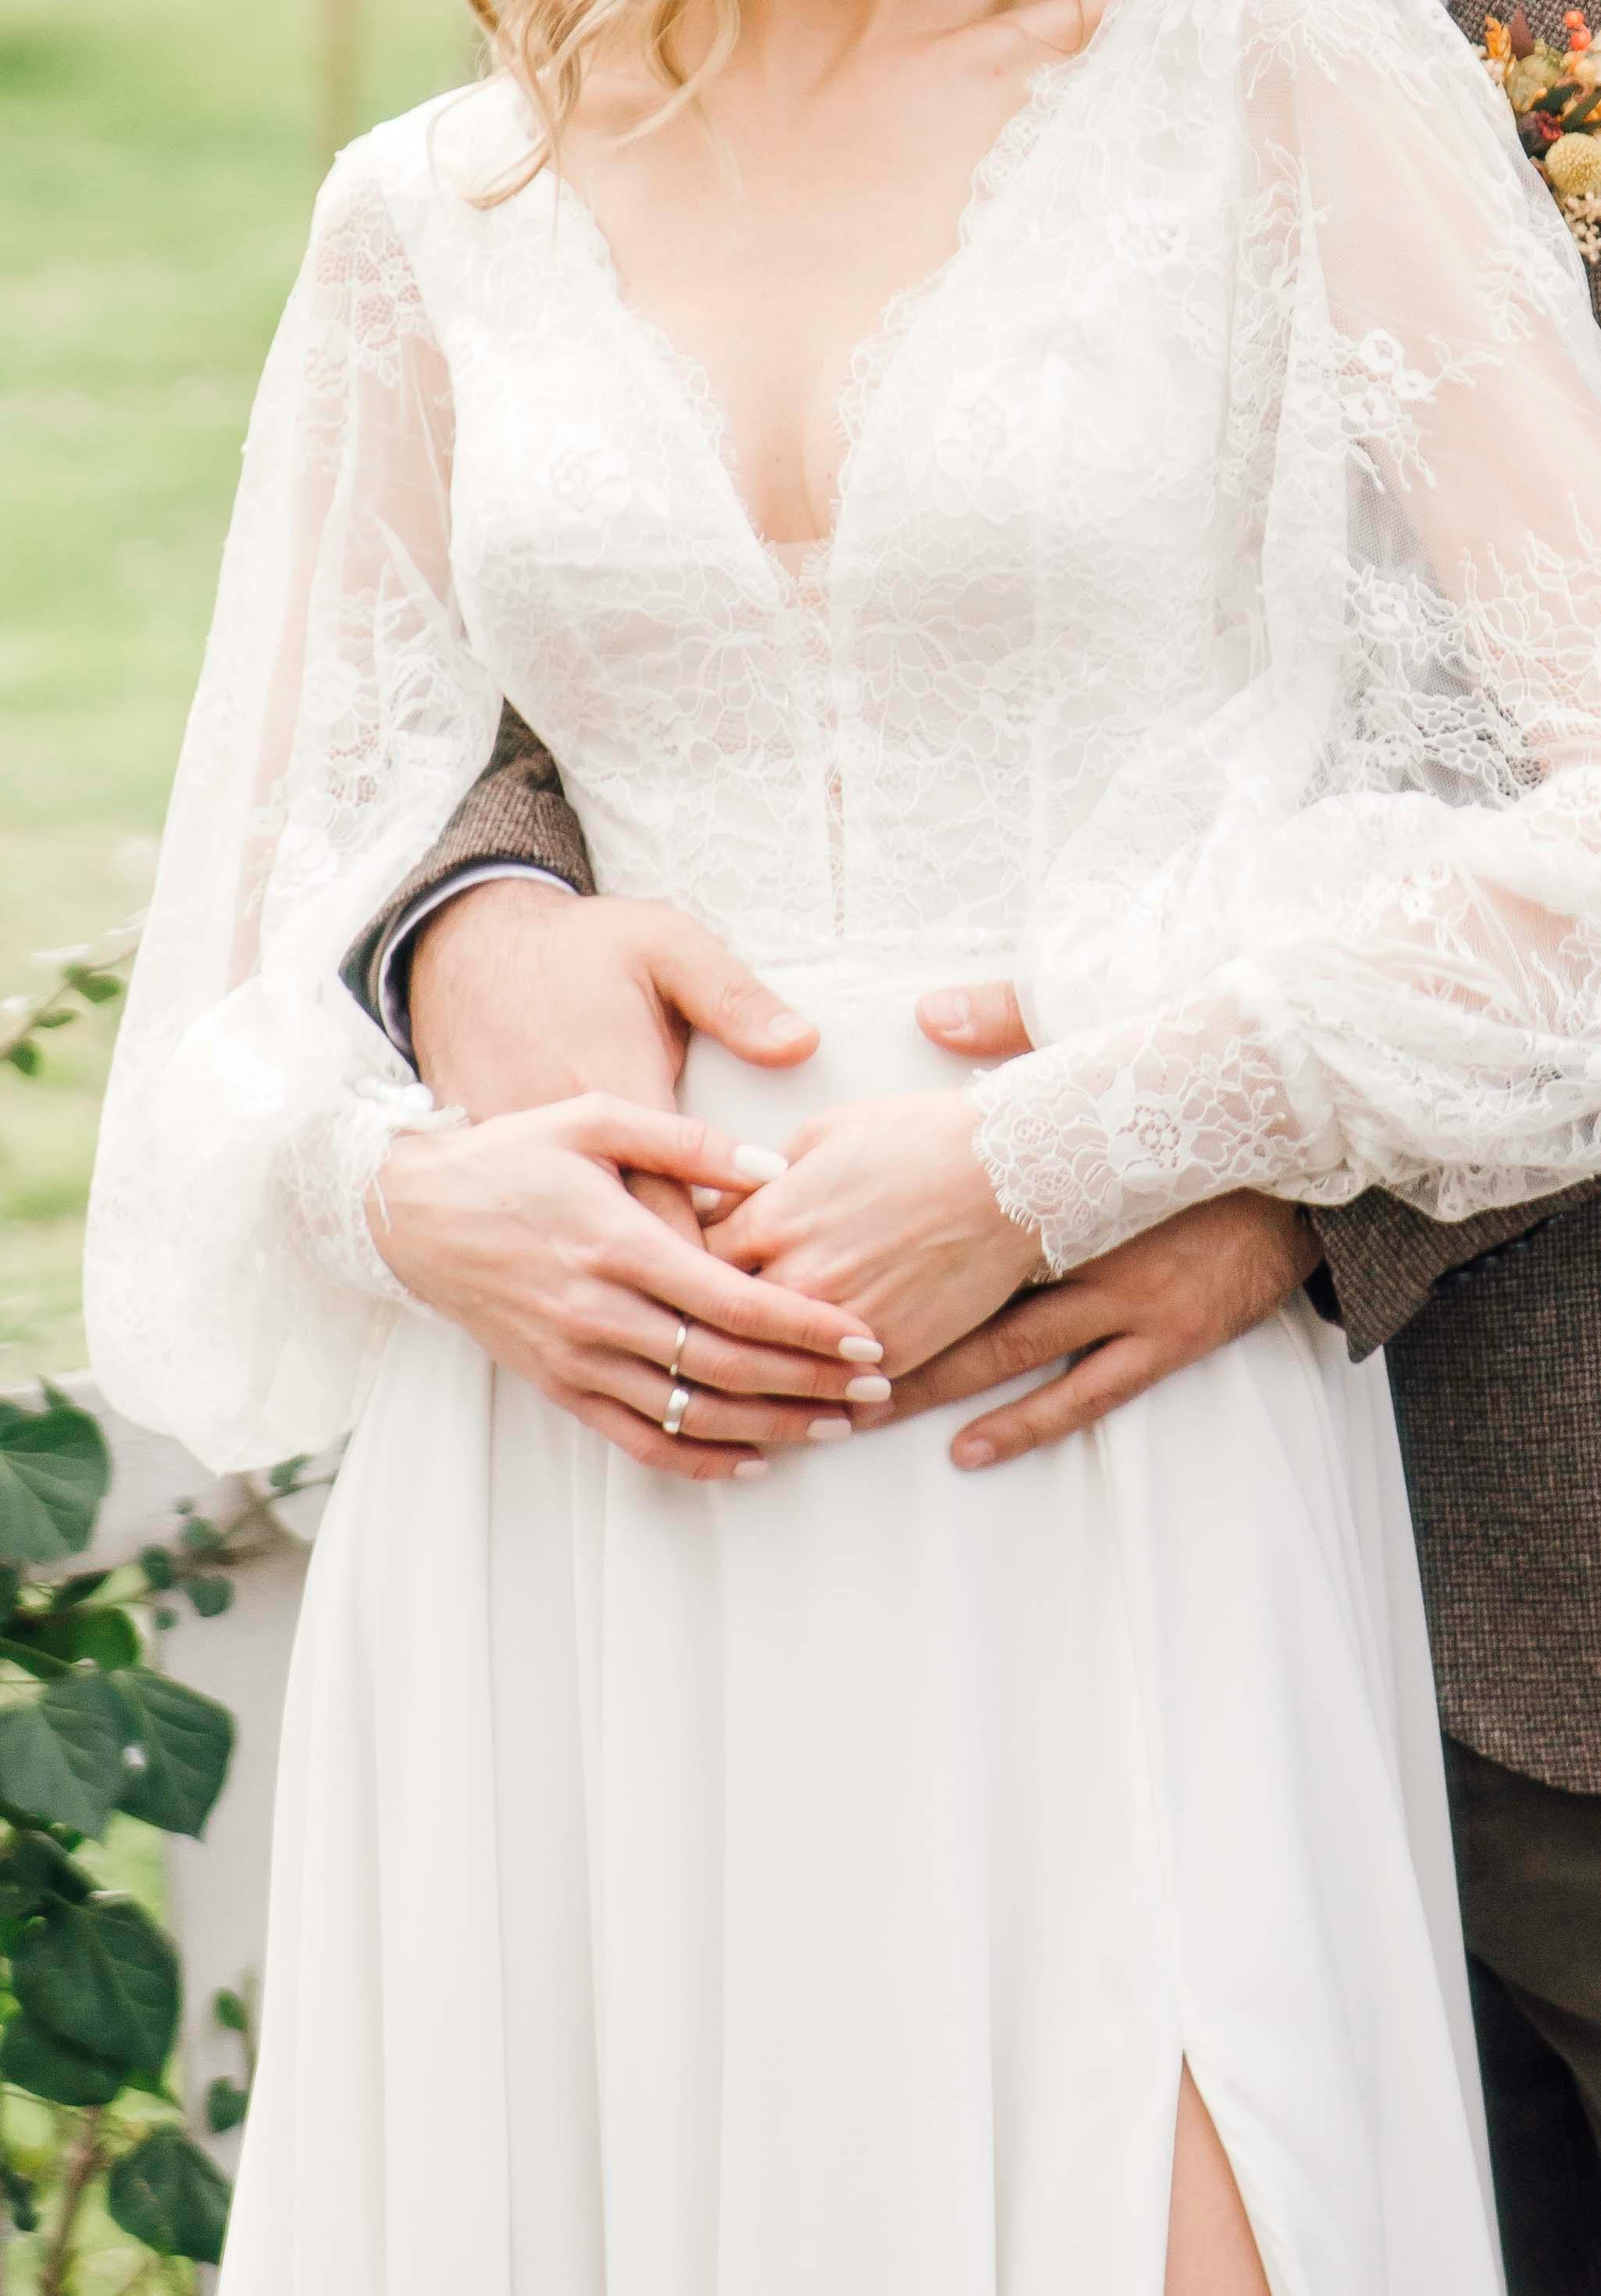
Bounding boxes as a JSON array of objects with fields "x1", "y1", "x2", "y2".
[
  {"x1": 110, "y1": 1669, "x2": 235, "y2": 1837},
  {"x1": 0, "y1": 1829, "x2": 93, "y2": 1921},
  {"x1": 50, "y1": 1568, "x2": 112, "y2": 1609},
  {"x1": 212, "y1": 1987, "x2": 248, "y2": 2033},
  {"x1": 2, "y1": 2163, "x2": 39, "y2": 2232},
  {"x1": 0, "y1": 1672, "x2": 128, "y2": 1834},
  {"x1": 0, "y1": 1392, "x2": 110, "y2": 1565},
  {"x1": 181, "y1": 1576, "x2": 233, "y2": 1620},
  {"x1": 106, "y1": 2126, "x2": 231, "y2": 2263},
  {"x1": 205, "y1": 2076, "x2": 249, "y2": 2134},
  {"x1": 0, "y1": 2010, "x2": 123, "y2": 2106},
  {"x1": 12, "y1": 1893, "x2": 180, "y2": 2076},
  {"x1": 137, "y1": 1546, "x2": 176, "y2": 1591},
  {"x1": 62, "y1": 969, "x2": 120, "y2": 1005},
  {"x1": 2, "y1": 1042, "x2": 40, "y2": 1078},
  {"x1": 11, "y1": 1607, "x2": 142, "y2": 1673}
]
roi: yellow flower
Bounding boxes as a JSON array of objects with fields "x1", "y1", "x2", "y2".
[
  {"x1": 1507, "y1": 49, "x2": 1561, "y2": 104},
  {"x1": 1546, "y1": 130, "x2": 1601, "y2": 195}
]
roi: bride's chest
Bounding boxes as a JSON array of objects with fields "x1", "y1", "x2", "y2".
[{"x1": 431, "y1": 111, "x2": 1239, "y2": 686}]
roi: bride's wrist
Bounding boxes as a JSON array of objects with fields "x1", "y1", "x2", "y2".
[{"x1": 947, "y1": 1091, "x2": 1051, "y2": 1290}]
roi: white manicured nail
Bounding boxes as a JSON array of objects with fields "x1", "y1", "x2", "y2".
[
  {"x1": 808, "y1": 1418, "x2": 854, "y2": 1442},
  {"x1": 691, "y1": 1185, "x2": 722, "y2": 1214},
  {"x1": 733, "y1": 1144, "x2": 789, "y2": 1183},
  {"x1": 733, "y1": 1457, "x2": 769, "y2": 1479},
  {"x1": 845, "y1": 1375, "x2": 892, "y2": 1404},
  {"x1": 838, "y1": 1335, "x2": 883, "y2": 1363},
  {"x1": 766, "y1": 1011, "x2": 812, "y2": 1044}
]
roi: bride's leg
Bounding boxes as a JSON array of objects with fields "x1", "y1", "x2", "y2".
[{"x1": 1164, "y1": 2062, "x2": 1271, "y2": 2296}]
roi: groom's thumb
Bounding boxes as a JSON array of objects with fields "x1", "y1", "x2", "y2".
[{"x1": 916, "y1": 980, "x2": 1030, "y2": 1057}]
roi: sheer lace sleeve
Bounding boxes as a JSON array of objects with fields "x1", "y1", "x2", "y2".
[
  {"x1": 84, "y1": 135, "x2": 499, "y2": 1469},
  {"x1": 971, "y1": 0, "x2": 1601, "y2": 1273}
]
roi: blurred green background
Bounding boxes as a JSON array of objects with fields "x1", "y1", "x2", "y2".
[{"x1": 0, "y1": 0, "x2": 474, "y2": 1382}]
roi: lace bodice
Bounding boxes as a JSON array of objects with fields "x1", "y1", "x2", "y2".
[{"x1": 85, "y1": 0, "x2": 1601, "y2": 1466}]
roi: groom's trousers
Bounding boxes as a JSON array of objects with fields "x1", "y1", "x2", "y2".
[{"x1": 1446, "y1": 1738, "x2": 1601, "y2": 2296}]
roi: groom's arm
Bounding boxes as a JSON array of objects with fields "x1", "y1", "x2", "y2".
[{"x1": 341, "y1": 702, "x2": 595, "y2": 1050}]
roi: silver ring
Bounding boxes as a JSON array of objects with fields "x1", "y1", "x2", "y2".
[
  {"x1": 661, "y1": 1383, "x2": 692, "y2": 1438},
  {"x1": 667, "y1": 1319, "x2": 690, "y2": 1381}
]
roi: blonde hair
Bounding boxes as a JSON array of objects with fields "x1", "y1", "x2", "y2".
[{"x1": 462, "y1": 0, "x2": 740, "y2": 198}]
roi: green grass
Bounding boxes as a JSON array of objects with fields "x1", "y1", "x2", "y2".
[{"x1": 0, "y1": 0, "x2": 475, "y2": 1380}]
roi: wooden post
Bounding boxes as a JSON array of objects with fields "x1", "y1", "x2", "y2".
[{"x1": 321, "y1": 0, "x2": 364, "y2": 162}]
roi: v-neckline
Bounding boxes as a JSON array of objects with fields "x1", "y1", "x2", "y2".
[{"x1": 544, "y1": 30, "x2": 1111, "y2": 610}]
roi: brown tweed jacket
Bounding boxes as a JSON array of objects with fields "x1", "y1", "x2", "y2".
[{"x1": 347, "y1": 0, "x2": 1601, "y2": 1793}]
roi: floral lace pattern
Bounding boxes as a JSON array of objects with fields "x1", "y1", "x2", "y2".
[{"x1": 86, "y1": 0, "x2": 1601, "y2": 1462}]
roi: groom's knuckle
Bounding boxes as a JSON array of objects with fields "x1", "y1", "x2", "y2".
[{"x1": 988, "y1": 1323, "x2": 1046, "y2": 1382}]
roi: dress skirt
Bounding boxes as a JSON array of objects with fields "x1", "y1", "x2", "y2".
[{"x1": 217, "y1": 965, "x2": 1506, "y2": 2295}]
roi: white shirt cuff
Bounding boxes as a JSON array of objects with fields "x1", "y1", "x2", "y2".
[{"x1": 376, "y1": 862, "x2": 579, "y2": 1060}]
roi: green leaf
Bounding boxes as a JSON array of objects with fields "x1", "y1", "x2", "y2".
[
  {"x1": 50, "y1": 1568, "x2": 112, "y2": 1609},
  {"x1": 0, "y1": 1392, "x2": 110, "y2": 1566},
  {"x1": 12, "y1": 1893, "x2": 180, "y2": 2075},
  {"x1": 11, "y1": 1607, "x2": 141, "y2": 1673},
  {"x1": 137, "y1": 1546, "x2": 175, "y2": 1592},
  {"x1": 205, "y1": 2076, "x2": 249, "y2": 2134},
  {"x1": 3, "y1": 2163, "x2": 39, "y2": 2232},
  {"x1": 0, "y1": 2010, "x2": 123, "y2": 2106},
  {"x1": 30, "y1": 1011, "x2": 73, "y2": 1031},
  {"x1": 181, "y1": 1576, "x2": 233, "y2": 1620},
  {"x1": 0, "y1": 1830, "x2": 93, "y2": 1920},
  {"x1": 267, "y1": 1455, "x2": 310, "y2": 1492},
  {"x1": 110, "y1": 1670, "x2": 234, "y2": 1837},
  {"x1": 3, "y1": 1042, "x2": 40, "y2": 1077},
  {"x1": 106, "y1": 2126, "x2": 231, "y2": 2263},
  {"x1": 0, "y1": 1672, "x2": 130, "y2": 1835},
  {"x1": 177, "y1": 1519, "x2": 220, "y2": 1555},
  {"x1": 76, "y1": 974, "x2": 122, "y2": 1006},
  {"x1": 212, "y1": 1987, "x2": 248, "y2": 2033}
]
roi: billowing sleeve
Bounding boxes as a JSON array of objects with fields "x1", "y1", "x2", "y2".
[
  {"x1": 970, "y1": 0, "x2": 1601, "y2": 1273},
  {"x1": 84, "y1": 136, "x2": 500, "y2": 1469}
]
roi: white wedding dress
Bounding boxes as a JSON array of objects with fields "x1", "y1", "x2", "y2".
[{"x1": 83, "y1": 0, "x2": 1601, "y2": 2286}]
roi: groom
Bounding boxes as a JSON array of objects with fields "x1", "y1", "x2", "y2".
[{"x1": 341, "y1": 5, "x2": 1601, "y2": 2283}]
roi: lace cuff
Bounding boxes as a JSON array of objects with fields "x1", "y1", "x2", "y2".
[
  {"x1": 966, "y1": 973, "x2": 1348, "y2": 1274},
  {"x1": 291, "y1": 1074, "x2": 467, "y2": 1310}
]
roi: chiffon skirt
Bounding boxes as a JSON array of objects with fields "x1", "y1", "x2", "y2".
[{"x1": 218, "y1": 969, "x2": 1506, "y2": 2295}]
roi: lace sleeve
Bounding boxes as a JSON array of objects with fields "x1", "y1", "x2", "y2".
[
  {"x1": 84, "y1": 135, "x2": 499, "y2": 1469},
  {"x1": 972, "y1": 0, "x2": 1601, "y2": 1273}
]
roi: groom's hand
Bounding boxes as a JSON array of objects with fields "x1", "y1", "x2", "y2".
[
  {"x1": 410, "y1": 880, "x2": 818, "y2": 1244},
  {"x1": 890, "y1": 978, "x2": 1322, "y2": 1466},
  {"x1": 411, "y1": 879, "x2": 817, "y2": 1123}
]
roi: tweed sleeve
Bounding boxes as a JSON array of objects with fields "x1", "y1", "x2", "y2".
[
  {"x1": 341, "y1": 701, "x2": 597, "y2": 1023},
  {"x1": 1310, "y1": 1180, "x2": 1601, "y2": 1358}
]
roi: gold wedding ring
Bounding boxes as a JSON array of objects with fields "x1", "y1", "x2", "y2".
[
  {"x1": 668, "y1": 1319, "x2": 690, "y2": 1380},
  {"x1": 661, "y1": 1383, "x2": 692, "y2": 1438}
]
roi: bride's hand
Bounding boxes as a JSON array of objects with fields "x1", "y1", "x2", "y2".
[
  {"x1": 368, "y1": 1093, "x2": 885, "y2": 1481},
  {"x1": 701, "y1": 1091, "x2": 1043, "y2": 1377}
]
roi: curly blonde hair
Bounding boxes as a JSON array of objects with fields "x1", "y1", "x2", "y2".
[{"x1": 462, "y1": 0, "x2": 740, "y2": 195}]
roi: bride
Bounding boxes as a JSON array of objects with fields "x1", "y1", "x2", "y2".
[{"x1": 84, "y1": 0, "x2": 1601, "y2": 2281}]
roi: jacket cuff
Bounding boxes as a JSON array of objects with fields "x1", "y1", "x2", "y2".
[{"x1": 1310, "y1": 1183, "x2": 1601, "y2": 1359}]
